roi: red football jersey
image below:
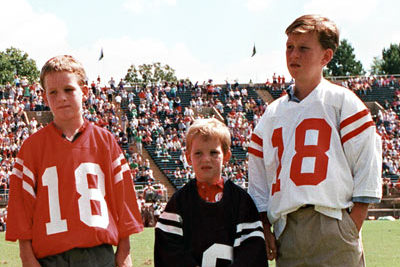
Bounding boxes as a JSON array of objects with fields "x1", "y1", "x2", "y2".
[{"x1": 6, "y1": 121, "x2": 143, "y2": 258}]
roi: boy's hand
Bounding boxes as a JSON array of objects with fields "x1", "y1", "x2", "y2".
[
  {"x1": 115, "y1": 253, "x2": 132, "y2": 267},
  {"x1": 115, "y1": 237, "x2": 132, "y2": 267},
  {"x1": 21, "y1": 258, "x2": 41, "y2": 267},
  {"x1": 264, "y1": 227, "x2": 277, "y2": 260},
  {"x1": 259, "y1": 212, "x2": 277, "y2": 260}
]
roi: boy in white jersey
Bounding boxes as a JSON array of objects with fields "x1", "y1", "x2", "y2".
[{"x1": 248, "y1": 15, "x2": 382, "y2": 266}]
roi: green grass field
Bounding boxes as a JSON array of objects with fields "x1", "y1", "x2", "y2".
[{"x1": 0, "y1": 220, "x2": 399, "y2": 266}]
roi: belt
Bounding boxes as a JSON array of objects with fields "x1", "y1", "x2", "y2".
[
  {"x1": 300, "y1": 204, "x2": 314, "y2": 209},
  {"x1": 299, "y1": 205, "x2": 351, "y2": 213}
]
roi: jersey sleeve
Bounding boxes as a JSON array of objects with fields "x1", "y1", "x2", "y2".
[
  {"x1": 154, "y1": 194, "x2": 198, "y2": 267},
  {"x1": 339, "y1": 95, "x2": 382, "y2": 199},
  {"x1": 110, "y1": 138, "x2": 144, "y2": 238},
  {"x1": 5, "y1": 142, "x2": 36, "y2": 241},
  {"x1": 230, "y1": 188, "x2": 268, "y2": 267},
  {"x1": 248, "y1": 128, "x2": 270, "y2": 213}
]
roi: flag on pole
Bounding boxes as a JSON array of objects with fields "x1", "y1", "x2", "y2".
[
  {"x1": 99, "y1": 48, "x2": 104, "y2": 61},
  {"x1": 251, "y1": 43, "x2": 256, "y2": 57}
]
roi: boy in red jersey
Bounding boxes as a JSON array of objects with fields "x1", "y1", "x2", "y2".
[{"x1": 6, "y1": 55, "x2": 143, "y2": 267}]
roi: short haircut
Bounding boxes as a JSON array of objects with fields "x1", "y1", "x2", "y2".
[
  {"x1": 285, "y1": 14, "x2": 339, "y2": 53},
  {"x1": 186, "y1": 118, "x2": 231, "y2": 154},
  {"x1": 40, "y1": 55, "x2": 87, "y2": 90}
]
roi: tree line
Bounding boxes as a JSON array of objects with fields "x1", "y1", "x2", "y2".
[
  {"x1": 1, "y1": 42, "x2": 400, "y2": 86},
  {"x1": 324, "y1": 40, "x2": 400, "y2": 77}
]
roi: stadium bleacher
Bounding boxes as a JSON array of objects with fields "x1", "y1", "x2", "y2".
[{"x1": 0, "y1": 74, "x2": 399, "y2": 219}]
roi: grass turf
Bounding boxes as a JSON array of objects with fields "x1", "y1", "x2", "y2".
[{"x1": 0, "y1": 220, "x2": 399, "y2": 266}]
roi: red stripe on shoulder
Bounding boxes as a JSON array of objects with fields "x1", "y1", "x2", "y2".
[
  {"x1": 340, "y1": 109, "x2": 369, "y2": 129},
  {"x1": 248, "y1": 147, "x2": 263, "y2": 158},
  {"x1": 251, "y1": 133, "x2": 263, "y2": 146},
  {"x1": 341, "y1": 121, "x2": 375, "y2": 144}
]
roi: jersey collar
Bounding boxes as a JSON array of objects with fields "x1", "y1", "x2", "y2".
[
  {"x1": 286, "y1": 85, "x2": 300, "y2": 103},
  {"x1": 286, "y1": 79, "x2": 327, "y2": 103},
  {"x1": 51, "y1": 119, "x2": 89, "y2": 142}
]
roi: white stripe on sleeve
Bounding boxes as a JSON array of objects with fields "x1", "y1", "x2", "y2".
[
  {"x1": 156, "y1": 222, "x2": 183, "y2": 236},
  {"x1": 23, "y1": 166, "x2": 34, "y2": 182},
  {"x1": 23, "y1": 180, "x2": 36, "y2": 198},
  {"x1": 114, "y1": 162, "x2": 130, "y2": 184},
  {"x1": 236, "y1": 221, "x2": 263, "y2": 233},
  {"x1": 160, "y1": 212, "x2": 183, "y2": 223},
  {"x1": 234, "y1": 230, "x2": 265, "y2": 247}
]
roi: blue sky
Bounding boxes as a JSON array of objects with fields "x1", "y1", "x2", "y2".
[{"x1": 1, "y1": 0, "x2": 399, "y2": 84}]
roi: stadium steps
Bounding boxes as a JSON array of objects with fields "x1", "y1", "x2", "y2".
[
  {"x1": 129, "y1": 143, "x2": 176, "y2": 199},
  {"x1": 144, "y1": 140, "x2": 186, "y2": 190},
  {"x1": 120, "y1": 87, "x2": 179, "y2": 194},
  {"x1": 176, "y1": 90, "x2": 192, "y2": 108},
  {"x1": 267, "y1": 87, "x2": 285, "y2": 100},
  {"x1": 231, "y1": 146, "x2": 247, "y2": 161},
  {"x1": 358, "y1": 86, "x2": 396, "y2": 107},
  {"x1": 255, "y1": 88, "x2": 275, "y2": 104},
  {"x1": 19, "y1": 89, "x2": 178, "y2": 201}
]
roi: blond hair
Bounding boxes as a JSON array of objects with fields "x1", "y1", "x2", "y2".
[
  {"x1": 186, "y1": 118, "x2": 231, "y2": 154},
  {"x1": 40, "y1": 55, "x2": 87, "y2": 90},
  {"x1": 285, "y1": 14, "x2": 339, "y2": 53}
]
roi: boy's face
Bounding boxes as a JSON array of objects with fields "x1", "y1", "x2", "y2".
[
  {"x1": 186, "y1": 135, "x2": 231, "y2": 185},
  {"x1": 286, "y1": 31, "x2": 333, "y2": 84},
  {"x1": 43, "y1": 71, "x2": 88, "y2": 125}
]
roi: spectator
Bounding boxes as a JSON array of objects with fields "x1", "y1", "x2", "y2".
[{"x1": 143, "y1": 182, "x2": 158, "y2": 202}]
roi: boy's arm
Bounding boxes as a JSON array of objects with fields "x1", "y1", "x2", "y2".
[
  {"x1": 111, "y1": 142, "x2": 144, "y2": 237},
  {"x1": 108, "y1": 141, "x2": 144, "y2": 266},
  {"x1": 154, "y1": 195, "x2": 198, "y2": 267},
  {"x1": 260, "y1": 212, "x2": 277, "y2": 261},
  {"x1": 229, "y1": 192, "x2": 268, "y2": 267},
  {"x1": 340, "y1": 98, "x2": 382, "y2": 204},
  {"x1": 6, "y1": 146, "x2": 36, "y2": 243},
  {"x1": 247, "y1": 131, "x2": 274, "y2": 262},
  {"x1": 247, "y1": 140, "x2": 270, "y2": 215},
  {"x1": 19, "y1": 240, "x2": 41, "y2": 267},
  {"x1": 349, "y1": 202, "x2": 369, "y2": 232},
  {"x1": 115, "y1": 236, "x2": 132, "y2": 267}
]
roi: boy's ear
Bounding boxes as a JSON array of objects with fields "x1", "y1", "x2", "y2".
[
  {"x1": 185, "y1": 151, "x2": 192, "y2": 166},
  {"x1": 322, "y1": 48, "x2": 334, "y2": 67},
  {"x1": 223, "y1": 149, "x2": 232, "y2": 164},
  {"x1": 43, "y1": 92, "x2": 49, "y2": 106}
]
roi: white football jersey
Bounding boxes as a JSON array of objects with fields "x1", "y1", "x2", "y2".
[{"x1": 248, "y1": 79, "x2": 382, "y2": 238}]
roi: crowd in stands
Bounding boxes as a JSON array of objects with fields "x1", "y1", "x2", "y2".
[
  {"x1": 377, "y1": 107, "x2": 400, "y2": 195},
  {"x1": 0, "y1": 83, "x2": 43, "y2": 198},
  {"x1": 0, "y1": 207, "x2": 6, "y2": 232},
  {"x1": 133, "y1": 78, "x2": 268, "y2": 188},
  {"x1": 264, "y1": 73, "x2": 289, "y2": 90},
  {"x1": 387, "y1": 87, "x2": 400, "y2": 112},
  {"x1": 1, "y1": 74, "x2": 400, "y2": 208},
  {"x1": 335, "y1": 75, "x2": 400, "y2": 95}
]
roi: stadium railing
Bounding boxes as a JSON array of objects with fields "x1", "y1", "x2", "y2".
[{"x1": 0, "y1": 189, "x2": 9, "y2": 207}]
